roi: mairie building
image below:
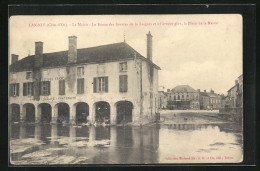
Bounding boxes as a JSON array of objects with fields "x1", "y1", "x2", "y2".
[{"x1": 9, "y1": 32, "x2": 160, "y2": 125}]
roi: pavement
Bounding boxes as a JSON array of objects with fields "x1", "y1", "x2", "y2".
[
  {"x1": 159, "y1": 109, "x2": 219, "y2": 115},
  {"x1": 158, "y1": 110, "x2": 229, "y2": 125}
]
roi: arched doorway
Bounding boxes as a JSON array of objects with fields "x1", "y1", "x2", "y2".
[
  {"x1": 75, "y1": 102, "x2": 89, "y2": 123},
  {"x1": 10, "y1": 103, "x2": 20, "y2": 122},
  {"x1": 94, "y1": 101, "x2": 110, "y2": 124},
  {"x1": 38, "y1": 103, "x2": 52, "y2": 123},
  {"x1": 23, "y1": 103, "x2": 35, "y2": 123},
  {"x1": 116, "y1": 101, "x2": 133, "y2": 124},
  {"x1": 55, "y1": 103, "x2": 70, "y2": 124}
]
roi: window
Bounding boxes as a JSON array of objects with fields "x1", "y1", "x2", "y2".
[
  {"x1": 77, "y1": 78, "x2": 84, "y2": 94},
  {"x1": 119, "y1": 75, "x2": 128, "y2": 92},
  {"x1": 174, "y1": 96, "x2": 176, "y2": 100},
  {"x1": 26, "y1": 72, "x2": 32, "y2": 79},
  {"x1": 77, "y1": 67, "x2": 84, "y2": 76},
  {"x1": 40, "y1": 81, "x2": 50, "y2": 95},
  {"x1": 23, "y1": 82, "x2": 34, "y2": 96},
  {"x1": 93, "y1": 77, "x2": 108, "y2": 93},
  {"x1": 119, "y1": 62, "x2": 127, "y2": 72},
  {"x1": 187, "y1": 95, "x2": 189, "y2": 99},
  {"x1": 182, "y1": 95, "x2": 184, "y2": 99},
  {"x1": 10, "y1": 83, "x2": 19, "y2": 97},
  {"x1": 178, "y1": 95, "x2": 180, "y2": 100},
  {"x1": 59, "y1": 80, "x2": 65, "y2": 95},
  {"x1": 42, "y1": 70, "x2": 49, "y2": 77}
]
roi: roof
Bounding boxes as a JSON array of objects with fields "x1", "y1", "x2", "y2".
[
  {"x1": 158, "y1": 91, "x2": 168, "y2": 95},
  {"x1": 227, "y1": 84, "x2": 237, "y2": 92},
  {"x1": 171, "y1": 85, "x2": 198, "y2": 93},
  {"x1": 200, "y1": 92, "x2": 210, "y2": 97},
  {"x1": 10, "y1": 42, "x2": 161, "y2": 72}
]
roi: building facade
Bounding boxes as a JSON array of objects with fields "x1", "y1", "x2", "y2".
[
  {"x1": 225, "y1": 74, "x2": 243, "y2": 108},
  {"x1": 9, "y1": 32, "x2": 160, "y2": 125},
  {"x1": 167, "y1": 85, "x2": 200, "y2": 110},
  {"x1": 199, "y1": 89, "x2": 224, "y2": 110},
  {"x1": 158, "y1": 91, "x2": 168, "y2": 109}
]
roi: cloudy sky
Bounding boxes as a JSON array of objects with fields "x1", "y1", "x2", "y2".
[{"x1": 10, "y1": 15, "x2": 242, "y2": 94}]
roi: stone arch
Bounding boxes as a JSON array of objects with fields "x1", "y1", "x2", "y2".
[
  {"x1": 73, "y1": 102, "x2": 89, "y2": 124},
  {"x1": 38, "y1": 103, "x2": 52, "y2": 123},
  {"x1": 93, "y1": 101, "x2": 110, "y2": 124},
  {"x1": 10, "y1": 103, "x2": 20, "y2": 122},
  {"x1": 115, "y1": 101, "x2": 134, "y2": 124},
  {"x1": 23, "y1": 103, "x2": 35, "y2": 123},
  {"x1": 54, "y1": 103, "x2": 70, "y2": 123}
]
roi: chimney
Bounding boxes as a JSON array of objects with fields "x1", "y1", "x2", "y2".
[
  {"x1": 204, "y1": 90, "x2": 206, "y2": 93},
  {"x1": 147, "y1": 31, "x2": 153, "y2": 61},
  {"x1": 11, "y1": 54, "x2": 18, "y2": 64},
  {"x1": 167, "y1": 89, "x2": 170, "y2": 92},
  {"x1": 197, "y1": 89, "x2": 200, "y2": 92},
  {"x1": 34, "y1": 42, "x2": 43, "y2": 68},
  {"x1": 35, "y1": 42, "x2": 43, "y2": 56},
  {"x1": 235, "y1": 80, "x2": 238, "y2": 85},
  {"x1": 68, "y1": 36, "x2": 77, "y2": 63},
  {"x1": 210, "y1": 89, "x2": 214, "y2": 94}
]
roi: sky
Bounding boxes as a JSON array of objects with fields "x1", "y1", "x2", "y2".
[{"x1": 9, "y1": 15, "x2": 242, "y2": 94}]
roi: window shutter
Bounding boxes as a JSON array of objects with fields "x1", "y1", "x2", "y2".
[
  {"x1": 105, "y1": 77, "x2": 108, "y2": 92},
  {"x1": 77, "y1": 79, "x2": 80, "y2": 94},
  {"x1": 93, "y1": 78, "x2": 97, "y2": 93},
  {"x1": 81, "y1": 78, "x2": 84, "y2": 94},
  {"x1": 59, "y1": 80, "x2": 61, "y2": 95},
  {"x1": 16, "y1": 84, "x2": 19, "y2": 96},
  {"x1": 125, "y1": 75, "x2": 128, "y2": 92},
  {"x1": 48, "y1": 81, "x2": 51, "y2": 95},
  {"x1": 31, "y1": 83, "x2": 34, "y2": 96},
  {"x1": 119, "y1": 76, "x2": 122, "y2": 92},
  {"x1": 9, "y1": 84, "x2": 13, "y2": 96},
  {"x1": 59, "y1": 80, "x2": 65, "y2": 95},
  {"x1": 23, "y1": 83, "x2": 27, "y2": 96},
  {"x1": 39, "y1": 82, "x2": 41, "y2": 95}
]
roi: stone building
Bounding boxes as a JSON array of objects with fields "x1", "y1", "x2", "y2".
[
  {"x1": 167, "y1": 85, "x2": 200, "y2": 110},
  {"x1": 199, "y1": 89, "x2": 224, "y2": 110},
  {"x1": 225, "y1": 74, "x2": 243, "y2": 108},
  {"x1": 158, "y1": 91, "x2": 168, "y2": 109},
  {"x1": 9, "y1": 32, "x2": 160, "y2": 125}
]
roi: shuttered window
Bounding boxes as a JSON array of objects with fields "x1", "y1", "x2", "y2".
[
  {"x1": 40, "y1": 81, "x2": 50, "y2": 95},
  {"x1": 23, "y1": 82, "x2": 34, "y2": 96},
  {"x1": 77, "y1": 78, "x2": 84, "y2": 94},
  {"x1": 59, "y1": 80, "x2": 65, "y2": 95},
  {"x1": 93, "y1": 77, "x2": 108, "y2": 93},
  {"x1": 10, "y1": 83, "x2": 19, "y2": 97},
  {"x1": 119, "y1": 75, "x2": 128, "y2": 92},
  {"x1": 119, "y1": 62, "x2": 127, "y2": 72}
]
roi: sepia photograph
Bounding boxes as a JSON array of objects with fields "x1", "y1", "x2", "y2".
[{"x1": 9, "y1": 14, "x2": 243, "y2": 165}]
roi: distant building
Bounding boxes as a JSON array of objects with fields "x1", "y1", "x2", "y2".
[
  {"x1": 167, "y1": 85, "x2": 200, "y2": 110},
  {"x1": 158, "y1": 91, "x2": 168, "y2": 109},
  {"x1": 199, "y1": 89, "x2": 224, "y2": 110},
  {"x1": 225, "y1": 74, "x2": 243, "y2": 108}
]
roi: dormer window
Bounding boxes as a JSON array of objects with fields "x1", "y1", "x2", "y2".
[
  {"x1": 26, "y1": 72, "x2": 32, "y2": 79},
  {"x1": 77, "y1": 67, "x2": 84, "y2": 76},
  {"x1": 119, "y1": 62, "x2": 127, "y2": 72}
]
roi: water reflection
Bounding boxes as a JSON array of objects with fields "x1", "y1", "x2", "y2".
[{"x1": 10, "y1": 122, "x2": 242, "y2": 164}]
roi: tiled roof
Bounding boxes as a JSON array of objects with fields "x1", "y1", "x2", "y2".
[
  {"x1": 10, "y1": 42, "x2": 160, "y2": 72},
  {"x1": 171, "y1": 85, "x2": 198, "y2": 93}
]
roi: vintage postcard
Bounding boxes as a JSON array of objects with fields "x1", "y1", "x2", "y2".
[{"x1": 9, "y1": 14, "x2": 243, "y2": 164}]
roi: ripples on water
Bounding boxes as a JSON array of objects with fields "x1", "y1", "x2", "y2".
[{"x1": 10, "y1": 122, "x2": 243, "y2": 165}]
